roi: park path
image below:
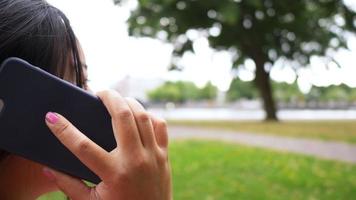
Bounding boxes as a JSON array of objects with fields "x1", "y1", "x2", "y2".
[{"x1": 169, "y1": 126, "x2": 356, "y2": 164}]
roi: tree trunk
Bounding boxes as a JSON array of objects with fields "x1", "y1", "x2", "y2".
[{"x1": 253, "y1": 58, "x2": 278, "y2": 121}]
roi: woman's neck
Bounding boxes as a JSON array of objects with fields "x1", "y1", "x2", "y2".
[{"x1": 0, "y1": 155, "x2": 57, "y2": 200}]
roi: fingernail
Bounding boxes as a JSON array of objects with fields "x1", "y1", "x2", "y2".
[
  {"x1": 42, "y1": 167, "x2": 56, "y2": 181},
  {"x1": 46, "y1": 112, "x2": 59, "y2": 124}
]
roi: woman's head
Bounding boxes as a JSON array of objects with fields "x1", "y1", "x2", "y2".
[
  {"x1": 0, "y1": 0, "x2": 87, "y2": 161},
  {"x1": 0, "y1": 0, "x2": 85, "y2": 86}
]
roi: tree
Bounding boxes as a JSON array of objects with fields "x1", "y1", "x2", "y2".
[
  {"x1": 115, "y1": 0, "x2": 356, "y2": 120},
  {"x1": 147, "y1": 81, "x2": 200, "y2": 103},
  {"x1": 227, "y1": 78, "x2": 258, "y2": 101},
  {"x1": 272, "y1": 81, "x2": 304, "y2": 103},
  {"x1": 227, "y1": 78, "x2": 304, "y2": 103},
  {"x1": 198, "y1": 81, "x2": 218, "y2": 100},
  {"x1": 306, "y1": 84, "x2": 353, "y2": 103},
  {"x1": 147, "y1": 82, "x2": 182, "y2": 102}
]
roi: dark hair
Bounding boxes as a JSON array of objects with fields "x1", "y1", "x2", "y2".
[{"x1": 0, "y1": 0, "x2": 85, "y2": 161}]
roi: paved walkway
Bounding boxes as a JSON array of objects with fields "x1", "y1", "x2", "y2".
[{"x1": 169, "y1": 126, "x2": 356, "y2": 164}]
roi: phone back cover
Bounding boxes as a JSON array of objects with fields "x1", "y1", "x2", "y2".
[{"x1": 0, "y1": 58, "x2": 116, "y2": 184}]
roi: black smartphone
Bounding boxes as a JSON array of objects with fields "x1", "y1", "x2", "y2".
[{"x1": 0, "y1": 57, "x2": 116, "y2": 184}]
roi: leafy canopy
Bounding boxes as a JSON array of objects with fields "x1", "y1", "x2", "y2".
[
  {"x1": 123, "y1": 0, "x2": 356, "y2": 69},
  {"x1": 148, "y1": 81, "x2": 218, "y2": 102},
  {"x1": 227, "y1": 78, "x2": 356, "y2": 103}
]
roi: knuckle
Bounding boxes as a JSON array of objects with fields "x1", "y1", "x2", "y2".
[
  {"x1": 77, "y1": 139, "x2": 91, "y2": 154},
  {"x1": 110, "y1": 167, "x2": 131, "y2": 184},
  {"x1": 137, "y1": 112, "x2": 150, "y2": 123},
  {"x1": 114, "y1": 109, "x2": 133, "y2": 120},
  {"x1": 55, "y1": 123, "x2": 70, "y2": 139},
  {"x1": 132, "y1": 155, "x2": 151, "y2": 170},
  {"x1": 156, "y1": 149, "x2": 169, "y2": 164},
  {"x1": 157, "y1": 119, "x2": 168, "y2": 130}
]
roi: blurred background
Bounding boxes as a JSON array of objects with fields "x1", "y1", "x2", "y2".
[{"x1": 39, "y1": 0, "x2": 356, "y2": 199}]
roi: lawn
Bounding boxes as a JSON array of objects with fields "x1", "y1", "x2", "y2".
[
  {"x1": 169, "y1": 120, "x2": 356, "y2": 143},
  {"x1": 38, "y1": 141, "x2": 356, "y2": 200}
]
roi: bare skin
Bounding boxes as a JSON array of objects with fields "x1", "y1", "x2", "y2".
[
  {"x1": 44, "y1": 91, "x2": 172, "y2": 199},
  {"x1": 0, "y1": 92, "x2": 172, "y2": 200},
  {"x1": 0, "y1": 43, "x2": 87, "y2": 200},
  {"x1": 0, "y1": 156, "x2": 58, "y2": 199},
  {"x1": 0, "y1": 43, "x2": 172, "y2": 199}
]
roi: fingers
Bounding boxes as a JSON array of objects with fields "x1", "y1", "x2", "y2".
[
  {"x1": 151, "y1": 115, "x2": 169, "y2": 149},
  {"x1": 45, "y1": 112, "x2": 113, "y2": 180},
  {"x1": 42, "y1": 167, "x2": 91, "y2": 200},
  {"x1": 125, "y1": 98, "x2": 156, "y2": 149},
  {"x1": 97, "y1": 90, "x2": 142, "y2": 150}
]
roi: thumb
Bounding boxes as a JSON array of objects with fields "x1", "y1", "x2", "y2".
[{"x1": 42, "y1": 167, "x2": 91, "y2": 200}]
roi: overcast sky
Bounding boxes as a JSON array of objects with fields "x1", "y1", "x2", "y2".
[{"x1": 47, "y1": 0, "x2": 356, "y2": 93}]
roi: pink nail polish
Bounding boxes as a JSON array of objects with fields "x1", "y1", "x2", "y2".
[
  {"x1": 46, "y1": 112, "x2": 59, "y2": 124},
  {"x1": 42, "y1": 167, "x2": 55, "y2": 181}
]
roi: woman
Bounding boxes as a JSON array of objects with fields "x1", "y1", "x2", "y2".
[{"x1": 0, "y1": 0, "x2": 172, "y2": 199}]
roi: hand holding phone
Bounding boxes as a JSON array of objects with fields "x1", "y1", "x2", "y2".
[
  {"x1": 0, "y1": 58, "x2": 172, "y2": 199},
  {"x1": 44, "y1": 91, "x2": 172, "y2": 200},
  {"x1": 0, "y1": 57, "x2": 116, "y2": 183}
]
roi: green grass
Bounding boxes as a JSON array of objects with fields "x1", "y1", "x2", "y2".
[
  {"x1": 38, "y1": 192, "x2": 66, "y2": 200},
  {"x1": 38, "y1": 141, "x2": 356, "y2": 200},
  {"x1": 169, "y1": 120, "x2": 356, "y2": 143}
]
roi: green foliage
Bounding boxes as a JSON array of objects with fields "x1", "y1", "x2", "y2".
[
  {"x1": 147, "y1": 81, "x2": 217, "y2": 102},
  {"x1": 197, "y1": 81, "x2": 218, "y2": 100},
  {"x1": 227, "y1": 78, "x2": 304, "y2": 102},
  {"x1": 148, "y1": 81, "x2": 198, "y2": 103},
  {"x1": 306, "y1": 84, "x2": 356, "y2": 102},
  {"x1": 227, "y1": 78, "x2": 259, "y2": 101},
  {"x1": 123, "y1": 0, "x2": 356, "y2": 67},
  {"x1": 227, "y1": 78, "x2": 356, "y2": 103},
  {"x1": 350, "y1": 89, "x2": 356, "y2": 101},
  {"x1": 272, "y1": 81, "x2": 304, "y2": 103},
  {"x1": 119, "y1": 0, "x2": 356, "y2": 119}
]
